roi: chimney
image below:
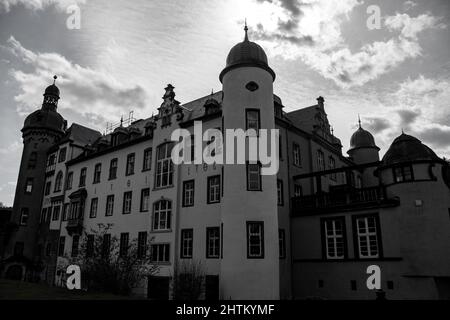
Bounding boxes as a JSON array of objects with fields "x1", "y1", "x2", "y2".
[{"x1": 317, "y1": 96, "x2": 324, "y2": 108}]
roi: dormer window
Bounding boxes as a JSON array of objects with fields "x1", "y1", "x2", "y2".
[{"x1": 393, "y1": 165, "x2": 414, "y2": 183}]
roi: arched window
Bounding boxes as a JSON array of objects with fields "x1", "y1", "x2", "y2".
[
  {"x1": 155, "y1": 143, "x2": 174, "y2": 188},
  {"x1": 54, "y1": 171, "x2": 63, "y2": 192},
  {"x1": 152, "y1": 200, "x2": 172, "y2": 231}
]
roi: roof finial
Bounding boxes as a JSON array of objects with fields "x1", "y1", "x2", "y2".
[
  {"x1": 211, "y1": 88, "x2": 214, "y2": 96},
  {"x1": 244, "y1": 18, "x2": 249, "y2": 41},
  {"x1": 358, "y1": 114, "x2": 362, "y2": 128},
  {"x1": 120, "y1": 116, "x2": 123, "y2": 127},
  {"x1": 53, "y1": 75, "x2": 57, "y2": 85}
]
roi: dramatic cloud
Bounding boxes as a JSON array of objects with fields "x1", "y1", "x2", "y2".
[
  {"x1": 250, "y1": 0, "x2": 445, "y2": 88},
  {"x1": 363, "y1": 117, "x2": 391, "y2": 134},
  {"x1": 3, "y1": 36, "x2": 148, "y2": 123},
  {"x1": 0, "y1": 0, "x2": 85, "y2": 12}
]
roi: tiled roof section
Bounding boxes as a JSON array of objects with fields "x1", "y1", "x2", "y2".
[
  {"x1": 286, "y1": 104, "x2": 321, "y2": 133},
  {"x1": 180, "y1": 91, "x2": 223, "y2": 124},
  {"x1": 60, "y1": 123, "x2": 102, "y2": 146}
]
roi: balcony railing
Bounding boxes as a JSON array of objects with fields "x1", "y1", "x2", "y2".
[{"x1": 292, "y1": 186, "x2": 399, "y2": 215}]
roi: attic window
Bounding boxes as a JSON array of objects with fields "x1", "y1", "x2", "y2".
[{"x1": 246, "y1": 81, "x2": 259, "y2": 92}]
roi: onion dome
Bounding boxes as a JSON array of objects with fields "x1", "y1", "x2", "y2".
[
  {"x1": 220, "y1": 23, "x2": 275, "y2": 82},
  {"x1": 382, "y1": 133, "x2": 439, "y2": 166},
  {"x1": 348, "y1": 118, "x2": 379, "y2": 152}
]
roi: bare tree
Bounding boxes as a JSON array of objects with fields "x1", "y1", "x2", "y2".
[{"x1": 172, "y1": 260, "x2": 205, "y2": 300}]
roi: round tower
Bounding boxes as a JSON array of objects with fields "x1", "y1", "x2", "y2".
[
  {"x1": 347, "y1": 118, "x2": 380, "y2": 187},
  {"x1": 5, "y1": 77, "x2": 65, "y2": 276},
  {"x1": 219, "y1": 25, "x2": 279, "y2": 299}
]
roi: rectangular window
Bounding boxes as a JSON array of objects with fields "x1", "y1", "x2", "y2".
[
  {"x1": 71, "y1": 235, "x2": 79, "y2": 257},
  {"x1": 137, "y1": 232, "x2": 147, "y2": 259},
  {"x1": 206, "y1": 227, "x2": 220, "y2": 258},
  {"x1": 207, "y1": 175, "x2": 221, "y2": 204},
  {"x1": 294, "y1": 184, "x2": 302, "y2": 197},
  {"x1": 20, "y1": 208, "x2": 29, "y2": 226},
  {"x1": 102, "y1": 234, "x2": 111, "y2": 258},
  {"x1": 79, "y1": 167, "x2": 87, "y2": 187},
  {"x1": 93, "y1": 163, "x2": 101, "y2": 184},
  {"x1": 126, "y1": 153, "x2": 135, "y2": 176},
  {"x1": 180, "y1": 229, "x2": 193, "y2": 259},
  {"x1": 140, "y1": 188, "x2": 150, "y2": 212},
  {"x1": 293, "y1": 143, "x2": 301, "y2": 167},
  {"x1": 182, "y1": 180, "x2": 195, "y2": 207},
  {"x1": 109, "y1": 158, "x2": 118, "y2": 180},
  {"x1": 155, "y1": 143, "x2": 174, "y2": 188},
  {"x1": 323, "y1": 218, "x2": 346, "y2": 260},
  {"x1": 66, "y1": 172, "x2": 73, "y2": 190},
  {"x1": 247, "y1": 163, "x2": 261, "y2": 191},
  {"x1": 393, "y1": 165, "x2": 414, "y2": 183},
  {"x1": 58, "y1": 236, "x2": 65, "y2": 256},
  {"x1": 122, "y1": 191, "x2": 132, "y2": 214},
  {"x1": 25, "y1": 178, "x2": 33, "y2": 194},
  {"x1": 246, "y1": 109, "x2": 260, "y2": 133},
  {"x1": 354, "y1": 215, "x2": 381, "y2": 259},
  {"x1": 86, "y1": 235, "x2": 94, "y2": 258},
  {"x1": 62, "y1": 204, "x2": 69, "y2": 221},
  {"x1": 58, "y1": 147, "x2": 67, "y2": 163},
  {"x1": 52, "y1": 205, "x2": 61, "y2": 221},
  {"x1": 277, "y1": 180, "x2": 284, "y2": 206},
  {"x1": 44, "y1": 181, "x2": 51, "y2": 196},
  {"x1": 89, "y1": 198, "x2": 98, "y2": 218},
  {"x1": 119, "y1": 233, "x2": 129, "y2": 257},
  {"x1": 247, "y1": 222, "x2": 264, "y2": 258},
  {"x1": 105, "y1": 195, "x2": 114, "y2": 216},
  {"x1": 40, "y1": 208, "x2": 47, "y2": 224},
  {"x1": 317, "y1": 150, "x2": 325, "y2": 171},
  {"x1": 151, "y1": 244, "x2": 170, "y2": 263},
  {"x1": 329, "y1": 157, "x2": 336, "y2": 180},
  {"x1": 153, "y1": 200, "x2": 171, "y2": 231},
  {"x1": 143, "y1": 148, "x2": 152, "y2": 171},
  {"x1": 279, "y1": 229, "x2": 286, "y2": 259}
]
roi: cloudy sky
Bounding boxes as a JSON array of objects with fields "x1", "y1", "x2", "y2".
[{"x1": 0, "y1": 0, "x2": 449, "y2": 205}]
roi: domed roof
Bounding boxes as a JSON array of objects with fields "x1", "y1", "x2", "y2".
[
  {"x1": 44, "y1": 76, "x2": 60, "y2": 97},
  {"x1": 23, "y1": 109, "x2": 65, "y2": 134},
  {"x1": 219, "y1": 25, "x2": 275, "y2": 82},
  {"x1": 382, "y1": 133, "x2": 439, "y2": 166},
  {"x1": 349, "y1": 126, "x2": 378, "y2": 151}
]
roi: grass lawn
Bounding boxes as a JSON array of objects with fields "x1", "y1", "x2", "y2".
[{"x1": 0, "y1": 279, "x2": 139, "y2": 300}]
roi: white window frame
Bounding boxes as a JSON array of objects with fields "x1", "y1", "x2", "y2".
[
  {"x1": 356, "y1": 216, "x2": 380, "y2": 259},
  {"x1": 155, "y1": 143, "x2": 174, "y2": 188},
  {"x1": 151, "y1": 243, "x2": 170, "y2": 263},
  {"x1": 181, "y1": 229, "x2": 193, "y2": 259},
  {"x1": 206, "y1": 227, "x2": 220, "y2": 258},
  {"x1": 183, "y1": 180, "x2": 195, "y2": 207},
  {"x1": 153, "y1": 200, "x2": 171, "y2": 231},
  {"x1": 324, "y1": 219, "x2": 345, "y2": 259},
  {"x1": 293, "y1": 143, "x2": 301, "y2": 166},
  {"x1": 247, "y1": 222, "x2": 264, "y2": 258},
  {"x1": 105, "y1": 195, "x2": 114, "y2": 216},
  {"x1": 208, "y1": 176, "x2": 220, "y2": 204},
  {"x1": 123, "y1": 191, "x2": 132, "y2": 214}
]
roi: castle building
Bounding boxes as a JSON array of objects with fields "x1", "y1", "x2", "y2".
[{"x1": 2, "y1": 27, "x2": 450, "y2": 299}]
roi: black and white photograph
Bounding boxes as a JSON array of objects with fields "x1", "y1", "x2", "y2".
[{"x1": 0, "y1": 0, "x2": 449, "y2": 316}]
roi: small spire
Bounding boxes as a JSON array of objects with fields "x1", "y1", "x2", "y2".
[
  {"x1": 358, "y1": 114, "x2": 362, "y2": 128},
  {"x1": 211, "y1": 89, "x2": 214, "y2": 96},
  {"x1": 330, "y1": 126, "x2": 334, "y2": 136},
  {"x1": 53, "y1": 75, "x2": 57, "y2": 85},
  {"x1": 244, "y1": 19, "x2": 249, "y2": 41},
  {"x1": 120, "y1": 116, "x2": 123, "y2": 127}
]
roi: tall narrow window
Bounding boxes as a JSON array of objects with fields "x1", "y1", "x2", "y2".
[
  {"x1": 317, "y1": 150, "x2": 325, "y2": 171},
  {"x1": 140, "y1": 188, "x2": 150, "y2": 212},
  {"x1": 93, "y1": 163, "x2": 101, "y2": 184},
  {"x1": 52, "y1": 205, "x2": 61, "y2": 221},
  {"x1": 20, "y1": 208, "x2": 29, "y2": 226},
  {"x1": 62, "y1": 204, "x2": 69, "y2": 221},
  {"x1": 150, "y1": 244, "x2": 170, "y2": 263},
  {"x1": 207, "y1": 175, "x2": 221, "y2": 204},
  {"x1": 44, "y1": 181, "x2": 51, "y2": 196},
  {"x1": 294, "y1": 184, "x2": 302, "y2": 197},
  {"x1": 279, "y1": 229, "x2": 286, "y2": 259},
  {"x1": 105, "y1": 195, "x2": 114, "y2": 216},
  {"x1": 246, "y1": 109, "x2": 260, "y2": 133},
  {"x1": 122, "y1": 191, "x2": 132, "y2": 214},
  {"x1": 58, "y1": 236, "x2": 65, "y2": 256},
  {"x1": 153, "y1": 200, "x2": 172, "y2": 231},
  {"x1": 86, "y1": 235, "x2": 94, "y2": 258},
  {"x1": 247, "y1": 222, "x2": 264, "y2": 258},
  {"x1": 25, "y1": 178, "x2": 33, "y2": 194},
  {"x1": 182, "y1": 180, "x2": 195, "y2": 207},
  {"x1": 54, "y1": 171, "x2": 63, "y2": 192},
  {"x1": 126, "y1": 153, "x2": 135, "y2": 176},
  {"x1": 79, "y1": 167, "x2": 87, "y2": 187},
  {"x1": 143, "y1": 148, "x2": 152, "y2": 171},
  {"x1": 66, "y1": 172, "x2": 73, "y2": 190},
  {"x1": 155, "y1": 143, "x2": 174, "y2": 188},
  {"x1": 119, "y1": 233, "x2": 129, "y2": 257},
  {"x1": 293, "y1": 143, "x2": 301, "y2": 167},
  {"x1": 323, "y1": 218, "x2": 346, "y2": 260},
  {"x1": 89, "y1": 198, "x2": 98, "y2": 218},
  {"x1": 109, "y1": 158, "x2": 118, "y2": 180},
  {"x1": 58, "y1": 147, "x2": 67, "y2": 163},
  {"x1": 246, "y1": 163, "x2": 261, "y2": 191},
  {"x1": 180, "y1": 229, "x2": 193, "y2": 259},
  {"x1": 71, "y1": 235, "x2": 79, "y2": 257},
  {"x1": 137, "y1": 232, "x2": 147, "y2": 259},
  {"x1": 354, "y1": 215, "x2": 381, "y2": 259},
  {"x1": 102, "y1": 234, "x2": 111, "y2": 258},
  {"x1": 277, "y1": 180, "x2": 284, "y2": 206},
  {"x1": 329, "y1": 157, "x2": 336, "y2": 180},
  {"x1": 206, "y1": 227, "x2": 220, "y2": 258},
  {"x1": 40, "y1": 208, "x2": 47, "y2": 224}
]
